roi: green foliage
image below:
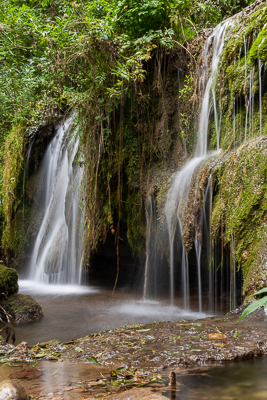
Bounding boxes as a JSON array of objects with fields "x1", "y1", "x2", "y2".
[
  {"x1": 238, "y1": 288, "x2": 267, "y2": 321},
  {"x1": 112, "y1": 0, "x2": 174, "y2": 38},
  {"x1": 0, "y1": 0, "x2": 252, "y2": 137},
  {"x1": 0, "y1": 0, "x2": 255, "y2": 259},
  {"x1": 1, "y1": 124, "x2": 25, "y2": 251}
]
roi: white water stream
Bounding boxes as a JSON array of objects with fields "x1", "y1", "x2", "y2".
[
  {"x1": 27, "y1": 119, "x2": 84, "y2": 285},
  {"x1": 165, "y1": 22, "x2": 229, "y2": 309}
]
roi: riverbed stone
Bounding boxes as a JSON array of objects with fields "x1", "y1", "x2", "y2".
[
  {"x1": 1, "y1": 293, "x2": 43, "y2": 322},
  {"x1": 0, "y1": 264, "x2": 18, "y2": 296},
  {"x1": 0, "y1": 380, "x2": 28, "y2": 400}
]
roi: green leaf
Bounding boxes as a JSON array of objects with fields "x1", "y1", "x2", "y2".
[
  {"x1": 98, "y1": 98, "x2": 104, "y2": 104},
  {"x1": 116, "y1": 367, "x2": 125, "y2": 372},
  {"x1": 238, "y1": 297, "x2": 267, "y2": 322},
  {"x1": 248, "y1": 288, "x2": 267, "y2": 299},
  {"x1": 41, "y1": 0, "x2": 50, "y2": 7},
  {"x1": 87, "y1": 356, "x2": 99, "y2": 365}
]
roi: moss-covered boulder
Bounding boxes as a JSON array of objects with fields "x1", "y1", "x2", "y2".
[
  {"x1": 0, "y1": 264, "x2": 18, "y2": 296},
  {"x1": 1, "y1": 294, "x2": 43, "y2": 322}
]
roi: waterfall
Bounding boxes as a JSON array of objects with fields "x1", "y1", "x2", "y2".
[
  {"x1": 143, "y1": 195, "x2": 153, "y2": 299},
  {"x1": 249, "y1": 70, "x2": 254, "y2": 139},
  {"x1": 164, "y1": 22, "x2": 229, "y2": 308},
  {"x1": 27, "y1": 118, "x2": 84, "y2": 285},
  {"x1": 258, "y1": 56, "x2": 263, "y2": 136},
  {"x1": 233, "y1": 97, "x2": 236, "y2": 148},
  {"x1": 165, "y1": 157, "x2": 206, "y2": 306},
  {"x1": 194, "y1": 234, "x2": 202, "y2": 312}
]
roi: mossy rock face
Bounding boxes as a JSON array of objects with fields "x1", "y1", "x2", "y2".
[
  {"x1": 243, "y1": 225, "x2": 267, "y2": 296},
  {"x1": 1, "y1": 294, "x2": 43, "y2": 322},
  {"x1": 0, "y1": 264, "x2": 18, "y2": 296}
]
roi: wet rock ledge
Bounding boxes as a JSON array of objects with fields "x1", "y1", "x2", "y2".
[
  {"x1": 1, "y1": 294, "x2": 43, "y2": 322},
  {"x1": 0, "y1": 264, "x2": 43, "y2": 322}
]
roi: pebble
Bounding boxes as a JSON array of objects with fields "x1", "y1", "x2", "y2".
[{"x1": 0, "y1": 380, "x2": 28, "y2": 400}]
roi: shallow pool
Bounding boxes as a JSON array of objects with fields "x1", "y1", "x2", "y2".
[{"x1": 16, "y1": 280, "x2": 207, "y2": 346}]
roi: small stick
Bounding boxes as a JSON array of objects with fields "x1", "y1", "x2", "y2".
[{"x1": 169, "y1": 371, "x2": 176, "y2": 387}]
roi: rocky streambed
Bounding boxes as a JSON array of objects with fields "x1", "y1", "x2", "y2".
[{"x1": 0, "y1": 304, "x2": 267, "y2": 399}]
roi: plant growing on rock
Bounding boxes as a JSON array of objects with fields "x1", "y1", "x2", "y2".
[{"x1": 238, "y1": 288, "x2": 267, "y2": 321}]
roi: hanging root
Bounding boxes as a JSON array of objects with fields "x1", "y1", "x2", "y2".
[{"x1": 0, "y1": 305, "x2": 15, "y2": 344}]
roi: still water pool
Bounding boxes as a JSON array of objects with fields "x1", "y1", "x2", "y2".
[
  {"x1": 163, "y1": 356, "x2": 267, "y2": 399},
  {"x1": 17, "y1": 280, "x2": 207, "y2": 346}
]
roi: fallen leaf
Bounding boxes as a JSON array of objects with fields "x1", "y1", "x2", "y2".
[
  {"x1": 116, "y1": 367, "x2": 125, "y2": 372},
  {"x1": 52, "y1": 370, "x2": 59, "y2": 376},
  {"x1": 75, "y1": 347, "x2": 83, "y2": 353},
  {"x1": 207, "y1": 333, "x2": 228, "y2": 340},
  {"x1": 32, "y1": 352, "x2": 45, "y2": 358},
  {"x1": 87, "y1": 356, "x2": 99, "y2": 365}
]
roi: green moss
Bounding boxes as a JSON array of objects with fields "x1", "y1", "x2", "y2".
[
  {"x1": 226, "y1": 59, "x2": 246, "y2": 97},
  {"x1": 212, "y1": 137, "x2": 267, "y2": 293},
  {"x1": 1, "y1": 293, "x2": 43, "y2": 322},
  {"x1": 248, "y1": 25, "x2": 267, "y2": 64},
  {"x1": 223, "y1": 2, "x2": 267, "y2": 62},
  {"x1": 0, "y1": 264, "x2": 18, "y2": 296},
  {"x1": 1, "y1": 124, "x2": 25, "y2": 252},
  {"x1": 217, "y1": 2, "x2": 267, "y2": 152}
]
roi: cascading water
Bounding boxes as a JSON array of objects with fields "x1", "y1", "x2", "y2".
[
  {"x1": 143, "y1": 195, "x2": 153, "y2": 299},
  {"x1": 27, "y1": 118, "x2": 84, "y2": 285},
  {"x1": 258, "y1": 56, "x2": 263, "y2": 136},
  {"x1": 164, "y1": 22, "x2": 229, "y2": 309}
]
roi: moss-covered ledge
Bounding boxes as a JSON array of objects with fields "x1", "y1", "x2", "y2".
[
  {"x1": 1, "y1": 294, "x2": 43, "y2": 322},
  {"x1": 0, "y1": 264, "x2": 43, "y2": 322},
  {"x1": 212, "y1": 136, "x2": 267, "y2": 295}
]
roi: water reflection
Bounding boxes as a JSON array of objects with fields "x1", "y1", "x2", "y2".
[
  {"x1": 163, "y1": 356, "x2": 267, "y2": 400},
  {"x1": 0, "y1": 360, "x2": 111, "y2": 399},
  {"x1": 1, "y1": 356, "x2": 267, "y2": 399}
]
